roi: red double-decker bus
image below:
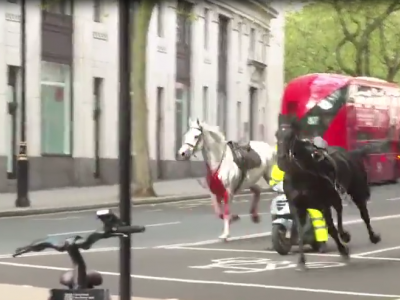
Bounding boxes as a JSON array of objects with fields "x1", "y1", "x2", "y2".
[{"x1": 280, "y1": 73, "x2": 400, "y2": 184}]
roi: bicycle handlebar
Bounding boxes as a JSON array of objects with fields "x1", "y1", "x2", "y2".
[{"x1": 13, "y1": 210, "x2": 145, "y2": 258}]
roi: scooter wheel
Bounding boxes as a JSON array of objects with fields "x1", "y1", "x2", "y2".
[{"x1": 272, "y1": 224, "x2": 292, "y2": 255}]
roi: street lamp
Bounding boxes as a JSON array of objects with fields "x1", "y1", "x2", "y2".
[
  {"x1": 118, "y1": 0, "x2": 132, "y2": 300},
  {"x1": 15, "y1": 0, "x2": 30, "y2": 207}
]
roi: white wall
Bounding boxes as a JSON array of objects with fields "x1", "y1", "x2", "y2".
[
  {"x1": 0, "y1": 0, "x2": 284, "y2": 162},
  {"x1": 266, "y1": 5, "x2": 285, "y2": 145},
  {"x1": 1, "y1": 2, "x2": 41, "y2": 157}
]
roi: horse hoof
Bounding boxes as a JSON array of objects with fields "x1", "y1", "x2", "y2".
[
  {"x1": 296, "y1": 264, "x2": 307, "y2": 272},
  {"x1": 340, "y1": 245, "x2": 350, "y2": 260},
  {"x1": 340, "y1": 231, "x2": 351, "y2": 243},
  {"x1": 251, "y1": 214, "x2": 260, "y2": 223},
  {"x1": 219, "y1": 234, "x2": 230, "y2": 241},
  {"x1": 265, "y1": 244, "x2": 275, "y2": 251},
  {"x1": 230, "y1": 215, "x2": 240, "y2": 223},
  {"x1": 370, "y1": 233, "x2": 381, "y2": 244},
  {"x1": 318, "y1": 243, "x2": 328, "y2": 253}
]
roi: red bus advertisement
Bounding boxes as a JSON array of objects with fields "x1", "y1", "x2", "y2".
[{"x1": 280, "y1": 73, "x2": 400, "y2": 184}]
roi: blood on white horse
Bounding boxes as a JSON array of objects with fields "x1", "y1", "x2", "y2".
[{"x1": 177, "y1": 118, "x2": 276, "y2": 240}]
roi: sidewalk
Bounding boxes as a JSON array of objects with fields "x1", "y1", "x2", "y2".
[
  {"x1": 0, "y1": 178, "x2": 271, "y2": 217},
  {"x1": 1, "y1": 284, "x2": 169, "y2": 300}
]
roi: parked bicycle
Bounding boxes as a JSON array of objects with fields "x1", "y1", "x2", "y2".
[{"x1": 12, "y1": 209, "x2": 145, "y2": 300}]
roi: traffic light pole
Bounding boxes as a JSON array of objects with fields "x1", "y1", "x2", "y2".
[
  {"x1": 15, "y1": 0, "x2": 30, "y2": 208},
  {"x1": 118, "y1": 0, "x2": 132, "y2": 300}
]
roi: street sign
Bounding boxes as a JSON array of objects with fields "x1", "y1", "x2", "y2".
[{"x1": 189, "y1": 257, "x2": 345, "y2": 274}]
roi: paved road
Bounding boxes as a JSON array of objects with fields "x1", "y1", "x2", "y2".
[
  {"x1": 0, "y1": 185, "x2": 399, "y2": 255},
  {"x1": 1, "y1": 184, "x2": 400, "y2": 299},
  {"x1": 0, "y1": 192, "x2": 278, "y2": 255}
]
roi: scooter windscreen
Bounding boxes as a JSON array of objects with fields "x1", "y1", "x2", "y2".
[{"x1": 272, "y1": 181, "x2": 284, "y2": 193}]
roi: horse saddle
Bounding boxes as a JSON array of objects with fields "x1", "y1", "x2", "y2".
[{"x1": 227, "y1": 141, "x2": 262, "y2": 172}]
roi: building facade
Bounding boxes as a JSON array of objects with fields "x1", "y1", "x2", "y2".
[{"x1": 0, "y1": 0, "x2": 284, "y2": 192}]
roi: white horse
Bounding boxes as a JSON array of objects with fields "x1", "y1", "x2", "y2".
[{"x1": 178, "y1": 118, "x2": 276, "y2": 240}]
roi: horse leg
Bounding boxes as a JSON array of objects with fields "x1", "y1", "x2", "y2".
[
  {"x1": 323, "y1": 207, "x2": 350, "y2": 261},
  {"x1": 354, "y1": 198, "x2": 381, "y2": 244},
  {"x1": 219, "y1": 190, "x2": 236, "y2": 240},
  {"x1": 212, "y1": 196, "x2": 223, "y2": 219},
  {"x1": 288, "y1": 200, "x2": 307, "y2": 271},
  {"x1": 332, "y1": 198, "x2": 351, "y2": 243},
  {"x1": 249, "y1": 185, "x2": 261, "y2": 223}
]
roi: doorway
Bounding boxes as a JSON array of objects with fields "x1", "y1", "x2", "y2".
[
  {"x1": 156, "y1": 87, "x2": 165, "y2": 179},
  {"x1": 93, "y1": 77, "x2": 103, "y2": 179},
  {"x1": 6, "y1": 66, "x2": 19, "y2": 179}
]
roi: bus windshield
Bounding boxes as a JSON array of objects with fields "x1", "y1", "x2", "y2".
[{"x1": 299, "y1": 86, "x2": 348, "y2": 139}]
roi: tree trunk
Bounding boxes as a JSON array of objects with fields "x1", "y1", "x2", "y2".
[{"x1": 131, "y1": 0, "x2": 158, "y2": 197}]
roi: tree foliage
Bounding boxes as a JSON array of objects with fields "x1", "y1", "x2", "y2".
[{"x1": 285, "y1": 0, "x2": 400, "y2": 83}]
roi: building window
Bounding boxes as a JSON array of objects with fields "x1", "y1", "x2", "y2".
[
  {"x1": 157, "y1": 3, "x2": 164, "y2": 37},
  {"x1": 249, "y1": 28, "x2": 256, "y2": 58},
  {"x1": 238, "y1": 22, "x2": 242, "y2": 60},
  {"x1": 42, "y1": 0, "x2": 72, "y2": 15},
  {"x1": 6, "y1": 66, "x2": 19, "y2": 178},
  {"x1": 175, "y1": 83, "x2": 190, "y2": 153},
  {"x1": 176, "y1": 0, "x2": 192, "y2": 45},
  {"x1": 94, "y1": 0, "x2": 103, "y2": 22},
  {"x1": 202, "y1": 86, "x2": 208, "y2": 122},
  {"x1": 262, "y1": 33, "x2": 269, "y2": 63},
  {"x1": 40, "y1": 61, "x2": 71, "y2": 155},
  {"x1": 204, "y1": 8, "x2": 209, "y2": 50}
]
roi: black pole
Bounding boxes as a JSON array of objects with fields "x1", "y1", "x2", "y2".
[
  {"x1": 118, "y1": 0, "x2": 131, "y2": 300},
  {"x1": 15, "y1": 0, "x2": 30, "y2": 207}
]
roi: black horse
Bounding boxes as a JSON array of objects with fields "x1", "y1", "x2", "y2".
[{"x1": 275, "y1": 120, "x2": 381, "y2": 270}]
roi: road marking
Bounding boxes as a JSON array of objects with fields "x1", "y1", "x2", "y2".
[
  {"x1": 354, "y1": 245, "x2": 400, "y2": 257},
  {"x1": 0, "y1": 246, "x2": 148, "y2": 260},
  {"x1": 154, "y1": 232, "x2": 272, "y2": 248},
  {"x1": 155, "y1": 213, "x2": 400, "y2": 248},
  {"x1": 386, "y1": 197, "x2": 400, "y2": 201},
  {"x1": 169, "y1": 246, "x2": 341, "y2": 258},
  {"x1": 189, "y1": 257, "x2": 346, "y2": 273},
  {"x1": 353, "y1": 256, "x2": 400, "y2": 262},
  {"x1": 172, "y1": 246, "x2": 400, "y2": 262},
  {"x1": 0, "y1": 261, "x2": 398, "y2": 298},
  {"x1": 32, "y1": 216, "x2": 82, "y2": 221},
  {"x1": 47, "y1": 221, "x2": 181, "y2": 237}
]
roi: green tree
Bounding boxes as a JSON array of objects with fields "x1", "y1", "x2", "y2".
[
  {"x1": 285, "y1": 0, "x2": 400, "y2": 83},
  {"x1": 131, "y1": 0, "x2": 159, "y2": 197}
]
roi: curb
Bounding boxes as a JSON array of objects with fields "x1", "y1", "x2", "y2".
[{"x1": 0, "y1": 188, "x2": 273, "y2": 218}]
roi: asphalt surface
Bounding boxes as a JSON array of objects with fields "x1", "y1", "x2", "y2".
[{"x1": 1, "y1": 184, "x2": 400, "y2": 299}]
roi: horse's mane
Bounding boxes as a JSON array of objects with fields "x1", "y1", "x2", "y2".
[{"x1": 201, "y1": 122, "x2": 226, "y2": 143}]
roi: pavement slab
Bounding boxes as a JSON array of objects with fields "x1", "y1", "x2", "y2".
[{"x1": 0, "y1": 284, "x2": 167, "y2": 300}]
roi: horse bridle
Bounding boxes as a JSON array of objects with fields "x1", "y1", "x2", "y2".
[
  {"x1": 183, "y1": 126, "x2": 203, "y2": 157},
  {"x1": 183, "y1": 125, "x2": 228, "y2": 172}
]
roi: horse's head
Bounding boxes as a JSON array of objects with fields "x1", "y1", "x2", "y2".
[
  {"x1": 275, "y1": 118, "x2": 316, "y2": 173},
  {"x1": 177, "y1": 118, "x2": 205, "y2": 160}
]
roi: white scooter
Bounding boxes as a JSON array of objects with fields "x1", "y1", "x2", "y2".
[{"x1": 270, "y1": 182, "x2": 327, "y2": 255}]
